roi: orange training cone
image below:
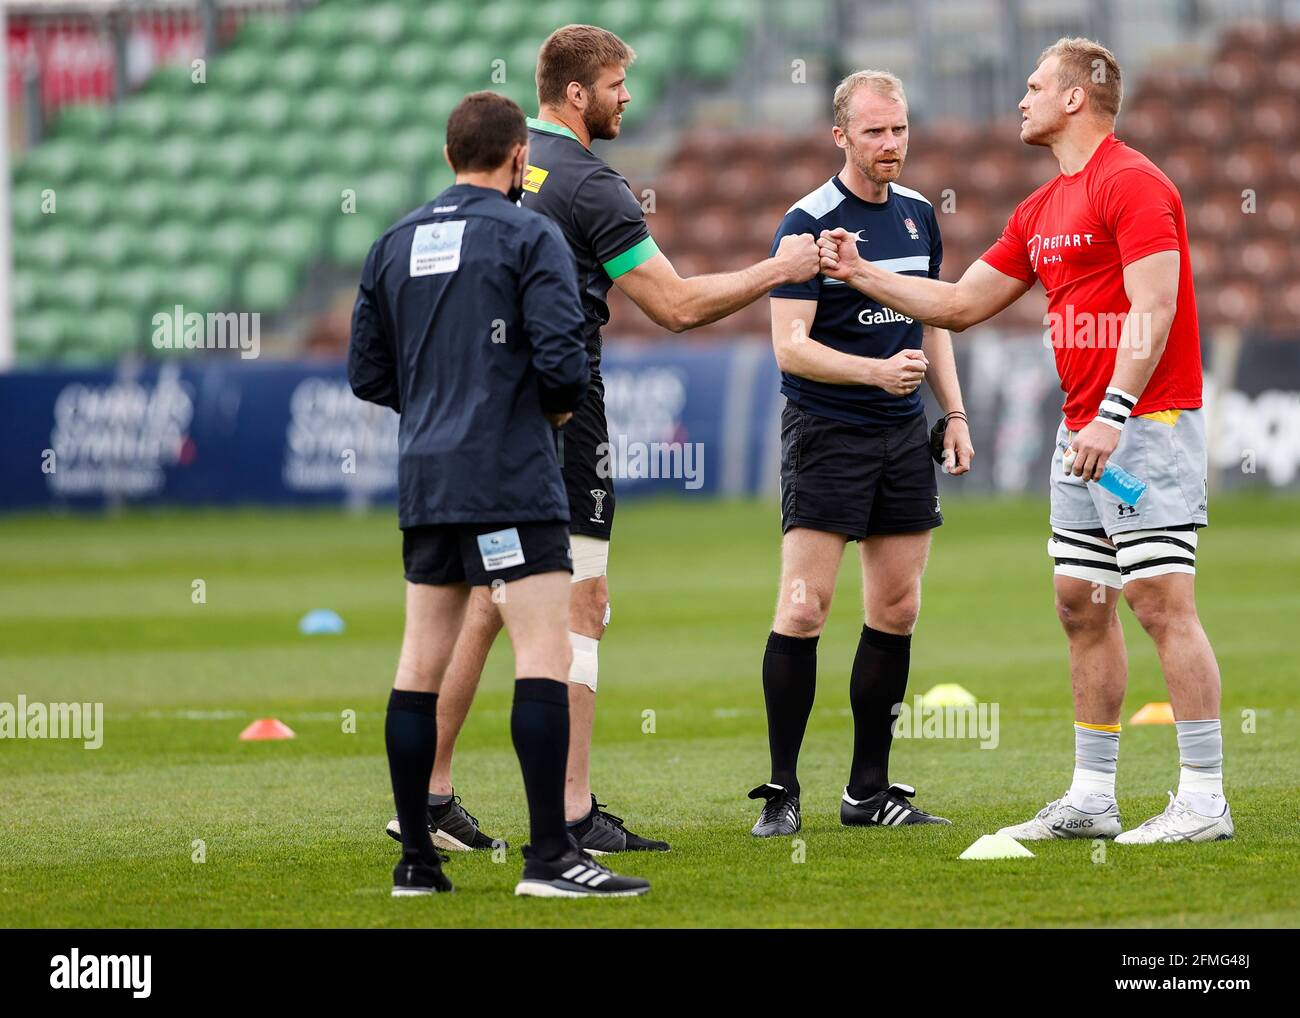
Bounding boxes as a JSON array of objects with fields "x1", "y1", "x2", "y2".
[
  {"x1": 1129, "y1": 701, "x2": 1175, "y2": 725},
  {"x1": 239, "y1": 718, "x2": 296, "y2": 741}
]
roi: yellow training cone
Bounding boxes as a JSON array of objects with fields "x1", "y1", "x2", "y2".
[
  {"x1": 1130, "y1": 701, "x2": 1175, "y2": 725},
  {"x1": 920, "y1": 683, "x2": 977, "y2": 708}
]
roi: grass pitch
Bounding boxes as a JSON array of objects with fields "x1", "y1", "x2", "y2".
[{"x1": 1, "y1": 494, "x2": 1297, "y2": 928}]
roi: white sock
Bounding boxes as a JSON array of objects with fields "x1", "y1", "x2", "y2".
[
  {"x1": 1175, "y1": 719, "x2": 1225, "y2": 812},
  {"x1": 1067, "y1": 769, "x2": 1116, "y2": 809}
]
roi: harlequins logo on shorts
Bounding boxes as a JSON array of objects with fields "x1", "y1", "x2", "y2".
[{"x1": 590, "y1": 489, "x2": 607, "y2": 524}]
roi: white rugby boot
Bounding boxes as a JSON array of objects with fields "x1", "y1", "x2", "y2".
[
  {"x1": 1115, "y1": 792, "x2": 1234, "y2": 844},
  {"x1": 997, "y1": 791, "x2": 1123, "y2": 841}
]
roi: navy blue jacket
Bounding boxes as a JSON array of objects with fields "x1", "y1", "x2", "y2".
[{"x1": 348, "y1": 183, "x2": 589, "y2": 527}]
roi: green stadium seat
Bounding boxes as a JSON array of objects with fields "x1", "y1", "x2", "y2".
[
  {"x1": 243, "y1": 92, "x2": 295, "y2": 135},
  {"x1": 267, "y1": 46, "x2": 323, "y2": 92},
  {"x1": 86, "y1": 222, "x2": 148, "y2": 272},
  {"x1": 240, "y1": 258, "x2": 300, "y2": 313},
  {"x1": 301, "y1": 89, "x2": 354, "y2": 134},
  {"x1": 330, "y1": 212, "x2": 390, "y2": 265},
  {"x1": 119, "y1": 183, "x2": 168, "y2": 224},
  {"x1": 262, "y1": 217, "x2": 325, "y2": 272},
  {"x1": 114, "y1": 95, "x2": 172, "y2": 139},
  {"x1": 423, "y1": 164, "x2": 454, "y2": 201},
  {"x1": 114, "y1": 264, "x2": 165, "y2": 318},
  {"x1": 299, "y1": 4, "x2": 361, "y2": 49},
  {"x1": 16, "y1": 311, "x2": 67, "y2": 362},
  {"x1": 184, "y1": 92, "x2": 233, "y2": 137},
  {"x1": 355, "y1": 2, "x2": 408, "y2": 47},
  {"x1": 390, "y1": 43, "x2": 437, "y2": 89},
  {"x1": 52, "y1": 183, "x2": 108, "y2": 231},
  {"x1": 85, "y1": 306, "x2": 141, "y2": 359},
  {"x1": 208, "y1": 221, "x2": 260, "y2": 267},
  {"x1": 233, "y1": 176, "x2": 292, "y2": 220},
  {"x1": 152, "y1": 223, "x2": 201, "y2": 265},
  {"x1": 182, "y1": 178, "x2": 228, "y2": 225},
  {"x1": 208, "y1": 134, "x2": 260, "y2": 181},
  {"x1": 176, "y1": 264, "x2": 234, "y2": 314},
  {"x1": 333, "y1": 44, "x2": 385, "y2": 89},
  {"x1": 214, "y1": 48, "x2": 265, "y2": 93},
  {"x1": 18, "y1": 138, "x2": 83, "y2": 183},
  {"x1": 95, "y1": 137, "x2": 141, "y2": 182},
  {"x1": 356, "y1": 169, "x2": 416, "y2": 221},
  {"x1": 389, "y1": 126, "x2": 441, "y2": 175},
  {"x1": 415, "y1": 3, "x2": 472, "y2": 48},
  {"x1": 690, "y1": 26, "x2": 745, "y2": 80},
  {"x1": 445, "y1": 42, "x2": 497, "y2": 89},
  {"x1": 358, "y1": 87, "x2": 415, "y2": 132},
  {"x1": 262, "y1": 129, "x2": 327, "y2": 179},
  {"x1": 154, "y1": 136, "x2": 202, "y2": 180},
  {"x1": 24, "y1": 224, "x2": 75, "y2": 270},
  {"x1": 52, "y1": 102, "x2": 112, "y2": 141},
  {"x1": 233, "y1": 12, "x2": 294, "y2": 52},
  {"x1": 325, "y1": 127, "x2": 382, "y2": 175}
]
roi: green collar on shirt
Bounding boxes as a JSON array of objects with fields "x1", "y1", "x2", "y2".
[{"x1": 526, "y1": 116, "x2": 582, "y2": 143}]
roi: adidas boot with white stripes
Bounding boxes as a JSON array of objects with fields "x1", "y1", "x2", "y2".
[
  {"x1": 514, "y1": 845, "x2": 651, "y2": 898},
  {"x1": 841, "y1": 782, "x2": 951, "y2": 827}
]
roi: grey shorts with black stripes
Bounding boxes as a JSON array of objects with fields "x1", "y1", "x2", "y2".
[{"x1": 1047, "y1": 410, "x2": 1208, "y2": 588}]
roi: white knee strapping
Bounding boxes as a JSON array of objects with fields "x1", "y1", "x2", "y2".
[
  {"x1": 570, "y1": 534, "x2": 609, "y2": 583},
  {"x1": 568, "y1": 631, "x2": 599, "y2": 691},
  {"x1": 1048, "y1": 528, "x2": 1121, "y2": 589},
  {"x1": 1114, "y1": 526, "x2": 1198, "y2": 584}
]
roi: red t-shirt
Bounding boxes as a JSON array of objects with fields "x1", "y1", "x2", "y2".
[{"x1": 980, "y1": 133, "x2": 1202, "y2": 430}]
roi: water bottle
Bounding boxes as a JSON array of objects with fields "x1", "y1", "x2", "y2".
[
  {"x1": 1063, "y1": 448, "x2": 1148, "y2": 504},
  {"x1": 1097, "y1": 462, "x2": 1148, "y2": 504}
]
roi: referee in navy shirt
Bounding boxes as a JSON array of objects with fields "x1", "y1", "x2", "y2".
[
  {"x1": 747, "y1": 71, "x2": 974, "y2": 839},
  {"x1": 349, "y1": 91, "x2": 647, "y2": 898}
]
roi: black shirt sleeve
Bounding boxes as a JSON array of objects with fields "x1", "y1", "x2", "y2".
[
  {"x1": 347, "y1": 238, "x2": 400, "y2": 412},
  {"x1": 769, "y1": 208, "x2": 822, "y2": 300},
  {"x1": 520, "y1": 220, "x2": 590, "y2": 413},
  {"x1": 572, "y1": 166, "x2": 659, "y2": 279}
]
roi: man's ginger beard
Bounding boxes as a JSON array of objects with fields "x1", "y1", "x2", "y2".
[
  {"x1": 845, "y1": 139, "x2": 906, "y2": 187},
  {"x1": 584, "y1": 91, "x2": 623, "y2": 141}
]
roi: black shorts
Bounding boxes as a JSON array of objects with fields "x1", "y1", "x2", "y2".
[
  {"x1": 558, "y1": 381, "x2": 615, "y2": 539},
  {"x1": 780, "y1": 403, "x2": 943, "y2": 540},
  {"x1": 402, "y1": 521, "x2": 572, "y2": 586}
]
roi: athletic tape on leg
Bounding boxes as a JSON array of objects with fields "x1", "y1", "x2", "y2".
[
  {"x1": 568, "y1": 631, "x2": 599, "y2": 691},
  {"x1": 1114, "y1": 527, "x2": 1197, "y2": 583},
  {"x1": 1048, "y1": 528, "x2": 1121, "y2": 589}
]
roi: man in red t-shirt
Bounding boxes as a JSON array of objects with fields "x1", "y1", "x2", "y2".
[{"x1": 816, "y1": 37, "x2": 1232, "y2": 844}]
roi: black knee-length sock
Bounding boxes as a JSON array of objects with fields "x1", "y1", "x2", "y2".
[
  {"x1": 511, "y1": 678, "x2": 571, "y2": 861},
  {"x1": 385, "y1": 688, "x2": 440, "y2": 863},
  {"x1": 847, "y1": 625, "x2": 912, "y2": 800},
  {"x1": 762, "y1": 631, "x2": 818, "y2": 796}
]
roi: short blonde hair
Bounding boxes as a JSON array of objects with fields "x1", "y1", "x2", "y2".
[
  {"x1": 833, "y1": 69, "x2": 907, "y2": 130},
  {"x1": 1038, "y1": 37, "x2": 1123, "y2": 119}
]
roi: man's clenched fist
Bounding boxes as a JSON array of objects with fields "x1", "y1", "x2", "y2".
[
  {"x1": 818, "y1": 227, "x2": 864, "y2": 281},
  {"x1": 773, "y1": 232, "x2": 821, "y2": 284}
]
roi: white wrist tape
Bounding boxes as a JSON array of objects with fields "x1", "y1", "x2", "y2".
[{"x1": 1095, "y1": 386, "x2": 1138, "y2": 431}]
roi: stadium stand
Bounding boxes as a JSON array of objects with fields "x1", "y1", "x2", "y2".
[
  {"x1": 10, "y1": 0, "x2": 751, "y2": 363},
  {"x1": 9, "y1": 5, "x2": 1299, "y2": 364},
  {"x1": 610, "y1": 19, "x2": 1300, "y2": 342}
]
